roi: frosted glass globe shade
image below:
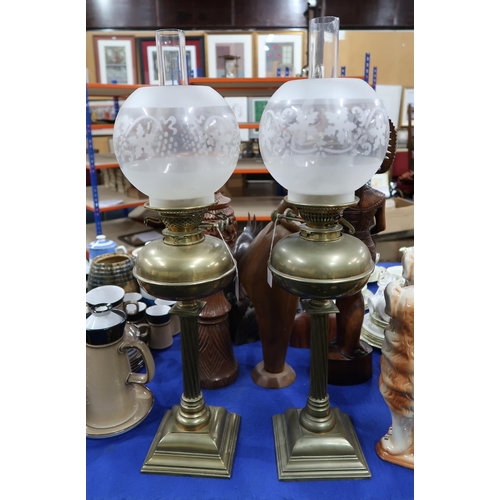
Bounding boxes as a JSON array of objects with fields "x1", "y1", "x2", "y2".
[
  {"x1": 259, "y1": 78, "x2": 390, "y2": 205},
  {"x1": 113, "y1": 86, "x2": 241, "y2": 209}
]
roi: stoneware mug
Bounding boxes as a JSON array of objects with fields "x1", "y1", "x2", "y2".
[
  {"x1": 155, "y1": 299, "x2": 181, "y2": 336},
  {"x1": 125, "y1": 300, "x2": 146, "y2": 324},
  {"x1": 86, "y1": 304, "x2": 155, "y2": 433},
  {"x1": 145, "y1": 304, "x2": 173, "y2": 350}
]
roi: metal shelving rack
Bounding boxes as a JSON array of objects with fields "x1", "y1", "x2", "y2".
[{"x1": 85, "y1": 83, "x2": 147, "y2": 237}]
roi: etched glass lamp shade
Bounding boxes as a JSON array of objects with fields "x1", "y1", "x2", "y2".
[
  {"x1": 113, "y1": 30, "x2": 240, "y2": 210},
  {"x1": 259, "y1": 18, "x2": 390, "y2": 206},
  {"x1": 111, "y1": 29, "x2": 241, "y2": 301}
]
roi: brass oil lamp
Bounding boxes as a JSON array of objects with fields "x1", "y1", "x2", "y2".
[
  {"x1": 112, "y1": 29, "x2": 241, "y2": 478},
  {"x1": 259, "y1": 16, "x2": 390, "y2": 480}
]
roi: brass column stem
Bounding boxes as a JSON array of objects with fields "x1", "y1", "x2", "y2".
[
  {"x1": 179, "y1": 301, "x2": 202, "y2": 399},
  {"x1": 172, "y1": 300, "x2": 211, "y2": 431},
  {"x1": 308, "y1": 300, "x2": 330, "y2": 400},
  {"x1": 299, "y1": 299, "x2": 336, "y2": 433}
]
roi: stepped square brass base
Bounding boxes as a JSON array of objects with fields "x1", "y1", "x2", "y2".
[
  {"x1": 273, "y1": 408, "x2": 371, "y2": 481},
  {"x1": 141, "y1": 405, "x2": 240, "y2": 478}
]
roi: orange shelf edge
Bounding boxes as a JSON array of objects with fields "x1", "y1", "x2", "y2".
[
  {"x1": 91, "y1": 123, "x2": 114, "y2": 130},
  {"x1": 235, "y1": 215, "x2": 271, "y2": 222},
  {"x1": 234, "y1": 169, "x2": 268, "y2": 174},
  {"x1": 86, "y1": 202, "x2": 146, "y2": 213},
  {"x1": 87, "y1": 83, "x2": 146, "y2": 91},
  {"x1": 239, "y1": 123, "x2": 259, "y2": 129},
  {"x1": 86, "y1": 163, "x2": 119, "y2": 170}
]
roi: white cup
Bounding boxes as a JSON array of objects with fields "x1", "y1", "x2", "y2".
[{"x1": 124, "y1": 292, "x2": 142, "y2": 303}]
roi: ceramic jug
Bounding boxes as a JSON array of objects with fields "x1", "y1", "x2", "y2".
[
  {"x1": 86, "y1": 304, "x2": 155, "y2": 433},
  {"x1": 88, "y1": 234, "x2": 127, "y2": 263}
]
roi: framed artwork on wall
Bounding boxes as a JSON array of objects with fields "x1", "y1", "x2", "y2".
[
  {"x1": 207, "y1": 34, "x2": 253, "y2": 78},
  {"x1": 93, "y1": 36, "x2": 137, "y2": 84},
  {"x1": 137, "y1": 38, "x2": 156, "y2": 85},
  {"x1": 400, "y1": 87, "x2": 414, "y2": 127},
  {"x1": 186, "y1": 35, "x2": 207, "y2": 77},
  {"x1": 224, "y1": 97, "x2": 249, "y2": 141},
  {"x1": 247, "y1": 97, "x2": 269, "y2": 139},
  {"x1": 374, "y1": 84, "x2": 403, "y2": 128},
  {"x1": 256, "y1": 32, "x2": 305, "y2": 78},
  {"x1": 137, "y1": 37, "x2": 204, "y2": 85}
]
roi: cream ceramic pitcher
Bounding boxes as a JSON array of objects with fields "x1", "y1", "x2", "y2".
[{"x1": 86, "y1": 305, "x2": 155, "y2": 430}]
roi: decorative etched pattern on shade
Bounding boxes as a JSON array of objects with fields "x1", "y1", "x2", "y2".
[
  {"x1": 260, "y1": 100, "x2": 388, "y2": 158},
  {"x1": 114, "y1": 107, "x2": 240, "y2": 161}
]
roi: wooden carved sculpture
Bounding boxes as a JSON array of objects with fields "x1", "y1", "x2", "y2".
[
  {"x1": 326, "y1": 118, "x2": 398, "y2": 385},
  {"x1": 235, "y1": 199, "x2": 300, "y2": 388},
  {"x1": 376, "y1": 280, "x2": 414, "y2": 469},
  {"x1": 229, "y1": 214, "x2": 263, "y2": 346},
  {"x1": 198, "y1": 191, "x2": 239, "y2": 389}
]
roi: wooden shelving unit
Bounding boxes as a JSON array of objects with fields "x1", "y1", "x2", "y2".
[
  {"x1": 85, "y1": 186, "x2": 147, "y2": 212},
  {"x1": 86, "y1": 153, "x2": 118, "y2": 170}
]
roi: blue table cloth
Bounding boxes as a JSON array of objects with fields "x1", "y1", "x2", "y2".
[{"x1": 87, "y1": 263, "x2": 414, "y2": 500}]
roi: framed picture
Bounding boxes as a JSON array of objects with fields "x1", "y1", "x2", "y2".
[
  {"x1": 93, "y1": 35, "x2": 137, "y2": 84},
  {"x1": 256, "y1": 32, "x2": 305, "y2": 78},
  {"x1": 374, "y1": 85, "x2": 403, "y2": 128},
  {"x1": 207, "y1": 34, "x2": 253, "y2": 78},
  {"x1": 137, "y1": 37, "x2": 155, "y2": 84},
  {"x1": 247, "y1": 97, "x2": 269, "y2": 139},
  {"x1": 88, "y1": 100, "x2": 120, "y2": 123},
  {"x1": 225, "y1": 97, "x2": 249, "y2": 141},
  {"x1": 400, "y1": 87, "x2": 414, "y2": 127},
  {"x1": 137, "y1": 37, "x2": 204, "y2": 85},
  {"x1": 186, "y1": 35, "x2": 206, "y2": 77}
]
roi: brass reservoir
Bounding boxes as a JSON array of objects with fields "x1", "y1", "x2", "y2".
[
  {"x1": 133, "y1": 233, "x2": 235, "y2": 301},
  {"x1": 269, "y1": 229, "x2": 374, "y2": 299}
]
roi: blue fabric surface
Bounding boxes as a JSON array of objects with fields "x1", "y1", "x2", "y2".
[{"x1": 87, "y1": 264, "x2": 414, "y2": 500}]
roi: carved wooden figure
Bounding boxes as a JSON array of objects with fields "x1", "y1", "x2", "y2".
[
  {"x1": 376, "y1": 276, "x2": 414, "y2": 468},
  {"x1": 198, "y1": 192, "x2": 239, "y2": 389},
  {"x1": 236, "y1": 199, "x2": 300, "y2": 388},
  {"x1": 342, "y1": 118, "x2": 396, "y2": 260},
  {"x1": 198, "y1": 289, "x2": 239, "y2": 389},
  {"x1": 229, "y1": 214, "x2": 262, "y2": 346},
  {"x1": 326, "y1": 119, "x2": 398, "y2": 385}
]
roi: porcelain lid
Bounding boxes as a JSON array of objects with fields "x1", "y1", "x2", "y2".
[{"x1": 88, "y1": 234, "x2": 116, "y2": 250}]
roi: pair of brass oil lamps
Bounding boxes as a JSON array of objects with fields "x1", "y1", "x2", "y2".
[{"x1": 112, "y1": 18, "x2": 389, "y2": 480}]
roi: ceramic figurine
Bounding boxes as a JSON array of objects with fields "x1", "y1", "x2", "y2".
[
  {"x1": 376, "y1": 280, "x2": 414, "y2": 469},
  {"x1": 401, "y1": 246, "x2": 414, "y2": 285}
]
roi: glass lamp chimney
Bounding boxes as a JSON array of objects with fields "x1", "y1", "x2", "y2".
[{"x1": 308, "y1": 16, "x2": 340, "y2": 79}]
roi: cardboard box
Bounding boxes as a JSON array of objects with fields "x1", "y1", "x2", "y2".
[
  {"x1": 372, "y1": 237, "x2": 414, "y2": 263},
  {"x1": 126, "y1": 186, "x2": 148, "y2": 199},
  {"x1": 219, "y1": 174, "x2": 246, "y2": 198},
  {"x1": 379, "y1": 197, "x2": 414, "y2": 235},
  {"x1": 373, "y1": 198, "x2": 414, "y2": 262}
]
